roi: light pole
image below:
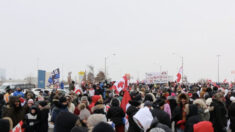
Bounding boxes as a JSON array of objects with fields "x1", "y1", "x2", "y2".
[
  {"x1": 104, "y1": 53, "x2": 116, "y2": 79},
  {"x1": 217, "y1": 55, "x2": 221, "y2": 83}
]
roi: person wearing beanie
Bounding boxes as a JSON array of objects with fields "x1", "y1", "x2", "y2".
[
  {"x1": 54, "y1": 111, "x2": 78, "y2": 132},
  {"x1": 151, "y1": 99, "x2": 171, "y2": 128},
  {"x1": 24, "y1": 99, "x2": 34, "y2": 114},
  {"x1": 51, "y1": 96, "x2": 68, "y2": 124},
  {"x1": 92, "y1": 122, "x2": 115, "y2": 132},
  {"x1": 184, "y1": 104, "x2": 201, "y2": 132},
  {"x1": 107, "y1": 98, "x2": 125, "y2": 132},
  {"x1": 229, "y1": 93, "x2": 235, "y2": 132},
  {"x1": 38, "y1": 101, "x2": 50, "y2": 132}
]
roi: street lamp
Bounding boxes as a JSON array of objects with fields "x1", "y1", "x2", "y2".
[
  {"x1": 217, "y1": 55, "x2": 221, "y2": 83},
  {"x1": 105, "y1": 53, "x2": 116, "y2": 79}
]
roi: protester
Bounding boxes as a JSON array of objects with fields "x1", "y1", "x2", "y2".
[
  {"x1": 2, "y1": 96, "x2": 25, "y2": 127},
  {"x1": 66, "y1": 95, "x2": 75, "y2": 113},
  {"x1": 229, "y1": 92, "x2": 235, "y2": 132},
  {"x1": 54, "y1": 111, "x2": 78, "y2": 132},
  {"x1": 51, "y1": 96, "x2": 68, "y2": 124},
  {"x1": 184, "y1": 104, "x2": 201, "y2": 132},
  {"x1": 92, "y1": 122, "x2": 115, "y2": 132},
  {"x1": 126, "y1": 91, "x2": 142, "y2": 132},
  {"x1": 24, "y1": 105, "x2": 40, "y2": 132},
  {"x1": 13, "y1": 87, "x2": 24, "y2": 98},
  {"x1": 38, "y1": 101, "x2": 50, "y2": 132},
  {"x1": 172, "y1": 93, "x2": 189, "y2": 132},
  {"x1": 79, "y1": 103, "x2": 91, "y2": 122},
  {"x1": 107, "y1": 98, "x2": 125, "y2": 132},
  {"x1": 210, "y1": 92, "x2": 227, "y2": 132}
]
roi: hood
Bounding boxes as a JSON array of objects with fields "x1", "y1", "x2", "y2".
[
  {"x1": 188, "y1": 104, "x2": 198, "y2": 117},
  {"x1": 9, "y1": 96, "x2": 21, "y2": 110},
  {"x1": 177, "y1": 93, "x2": 189, "y2": 104},
  {"x1": 92, "y1": 104, "x2": 105, "y2": 114},
  {"x1": 230, "y1": 96, "x2": 235, "y2": 102},
  {"x1": 111, "y1": 98, "x2": 120, "y2": 107},
  {"x1": 193, "y1": 99, "x2": 207, "y2": 109},
  {"x1": 193, "y1": 121, "x2": 214, "y2": 132},
  {"x1": 92, "y1": 95, "x2": 101, "y2": 104},
  {"x1": 133, "y1": 107, "x2": 153, "y2": 132}
]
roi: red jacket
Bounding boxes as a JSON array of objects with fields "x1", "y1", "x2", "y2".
[{"x1": 194, "y1": 121, "x2": 214, "y2": 132}]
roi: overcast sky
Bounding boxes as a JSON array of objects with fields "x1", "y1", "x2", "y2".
[{"x1": 0, "y1": 0, "x2": 235, "y2": 82}]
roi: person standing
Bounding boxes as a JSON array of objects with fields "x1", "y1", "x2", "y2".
[
  {"x1": 210, "y1": 92, "x2": 227, "y2": 132},
  {"x1": 2, "y1": 96, "x2": 25, "y2": 127},
  {"x1": 229, "y1": 93, "x2": 235, "y2": 132},
  {"x1": 172, "y1": 93, "x2": 189, "y2": 132}
]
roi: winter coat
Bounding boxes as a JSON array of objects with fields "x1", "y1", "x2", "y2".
[
  {"x1": 229, "y1": 97, "x2": 235, "y2": 132},
  {"x1": 133, "y1": 107, "x2": 153, "y2": 132},
  {"x1": 95, "y1": 88, "x2": 103, "y2": 96},
  {"x1": 51, "y1": 103, "x2": 68, "y2": 123},
  {"x1": 193, "y1": 99, "x2": 210, "y2": 121},
  {"x1": 107, "y1": 98, "x2": 125, "y2": 127},
  {"x1": 193, "y1": 121, "x2": 214, "y2": 132},
  {"x1": 54, "y1": 112, "x2": 78, "y2": 132},
  {"x1": 2, "y1": 96, "x2": 25, "y2": 127},
  {"x1": 126, "y1": 105, "x2": 141, "y2": 132},
  {"x1": 185, "y1": 104, "x2": 201, "y2": 132},
  {"x1": 210, "y1": 99, "x2": 227, "y2": 132},
  {"x1": 13, "y1": 91, "x2": 24, "y2": 98},
  {"x1": 24, "y1": 113, "x2": 40, "y2": 132},
  {"x1": 38, "y1": 105, "x2": 50, "y2": 132},
  {"x1": 148, "y1": 118, "x2": 172, "y2": 132},
  {"x1": 164, "y1": 103, "x2": 172, "y2": 119},
  {"x1": 151, "y1": 108, "x2": 171, "y2": 128}
]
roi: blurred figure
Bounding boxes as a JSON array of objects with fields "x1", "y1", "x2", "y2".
[
  {"x1": 38, "y1": 101, "x2": 50, "y2": 132},
  {"x1": 2, "y1": 96, "x2": 25, "y2": 127},
  {"x1": 210, "y1": 92, "x2": 227, "y2": 132},
  {"x1": 24, "y1": 106, "x2": 40, "y2": 132},
  {"x1": 13, "y1": 87, "x2": 24, "y2": 98}
]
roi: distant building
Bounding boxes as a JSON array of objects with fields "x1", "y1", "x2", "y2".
[{"x1": 0, "y1": 68, "x2": 6, "y2": 81}]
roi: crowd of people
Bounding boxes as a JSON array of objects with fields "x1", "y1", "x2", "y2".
[{"x1": 0, "y1": 81, "x2": 235, "y2": 132}]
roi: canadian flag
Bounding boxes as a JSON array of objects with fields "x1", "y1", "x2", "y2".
[
  {"x1": 176, "y1": 67, "x2": 183, "y2": 83},
  {"x1": 12, "y1": 121, "x2": 23, "y2": 132},
  {"x1": 111, "y1": 75, "x2": 129, "y2": 94},
  {"x1": 74, "y1": 85, "x2": 82, "y2": 95}
]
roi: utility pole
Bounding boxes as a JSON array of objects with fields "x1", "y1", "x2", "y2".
[
  {"x1": 217, "y1": 55, "x2": 221, "y2": 82},
  {"x1": 182, "y1": 56, "x2": 184, "y2": 83}
]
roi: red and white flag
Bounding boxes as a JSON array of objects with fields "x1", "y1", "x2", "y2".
[
  {"x1": 111, "y1": 75, "x2": 129, "y2": 94},
  {"x1": 176, "y1": 67, "x2": 183, "y2": 83},
  {"x1": 12, "y1": 121, "x2": 23, "y2": 132},
  {"x1": 74, "y1": 85, "x2": 82, "y2": 95}
]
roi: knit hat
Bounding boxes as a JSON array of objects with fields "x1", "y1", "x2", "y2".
[
  {"x1": 81, "y1": 96, "x2": 88, "y2": 101},
  {"x1": 144, "y1": 101, "x2": 153, "y2": 107},
  {"x1": 39, "y1": 101, "x2": 47, "y2": 107},
  {"x1": 92, "y1": 122, "x2": 114, "y2": 132},
  {"x1": 59, "y1": 96, "x2": 67, "y2": 103},
  {"x1": 27, "y1": 99, "x2": 34, "y2": 104}
]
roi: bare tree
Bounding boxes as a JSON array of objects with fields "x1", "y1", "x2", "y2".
[{"x1": 95, "y1": 71, "x2": 105, "y2": 82}]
